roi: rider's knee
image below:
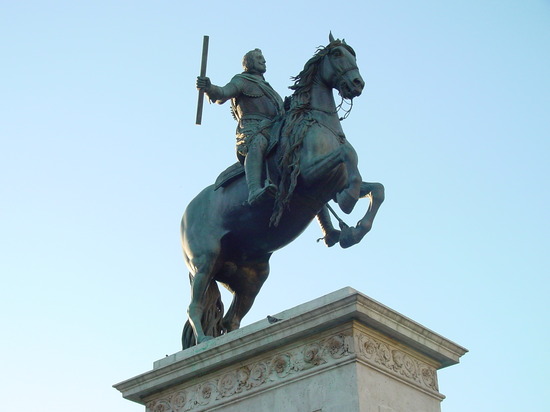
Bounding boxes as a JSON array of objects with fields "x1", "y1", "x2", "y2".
[
  {"x1": 248, "y1": 132, "x2": 268, "y2": 150},
  {"x1": 254, "y1": 135, "x2": 269, "y2": 151}
]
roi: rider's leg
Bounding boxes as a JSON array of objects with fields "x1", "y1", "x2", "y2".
[{"x1": 245, "y1": 135, "x2": 276, "y2": 205}]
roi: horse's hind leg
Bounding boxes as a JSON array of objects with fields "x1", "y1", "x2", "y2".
[
  {"x1": 187, "y1": 247, "x2": 221, "y2": 344},
  {"x1": 221, "y1": 256, "x2": 271, "y2": 333}
]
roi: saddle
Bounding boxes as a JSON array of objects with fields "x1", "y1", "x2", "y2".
[{"x1": 214, "y1": 162, "x2": 244, "y2": 190}]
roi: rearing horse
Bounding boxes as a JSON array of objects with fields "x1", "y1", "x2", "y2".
[{"x1": 181, "y1": 35, "x2": 384, "y2": 348}]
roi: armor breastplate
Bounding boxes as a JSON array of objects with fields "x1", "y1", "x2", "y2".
[
  {"x1": 233, "y1": 94, "x2": 281, "y2": 121},
  {"x1": 231, "y1": 74, "x2": 284, "y2": 122}
]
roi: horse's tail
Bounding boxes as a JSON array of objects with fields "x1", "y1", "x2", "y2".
[
  {"x1": 181, "y1": 319, "x2": 194, "y2": 349},
  {"x1": 181, "y1": 275, "x2": 225, "y2": 349}
]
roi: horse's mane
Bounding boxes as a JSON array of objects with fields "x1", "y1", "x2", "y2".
[
  {"x1": 270, "y1": 39, "x2": 355, "y2": 226},
  {"x1": 289, "y1": 39, "x2": 356, "y2": 103}
]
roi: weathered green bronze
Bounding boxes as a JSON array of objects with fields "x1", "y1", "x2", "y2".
[
  {"x1": 197, "y1": 47, "x2": 284, "y2": 205},
  {"x1": 182, "y1": 34, "x2": 384, "y2": 348}
]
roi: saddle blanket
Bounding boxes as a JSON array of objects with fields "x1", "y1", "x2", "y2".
[{"x1": 214, "y1": 162, "x2": 244, "y2": 190}]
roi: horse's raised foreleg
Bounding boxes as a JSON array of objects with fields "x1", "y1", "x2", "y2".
[
  {"x1": 340, "y1": 182, "x2": 385, "y2": 248},
  {"x1": 335, "y1": 142, "x2": 362, "y2": 214},
  {"x1": 221, "y1": 257, "x2": 270, "y2": 333}
]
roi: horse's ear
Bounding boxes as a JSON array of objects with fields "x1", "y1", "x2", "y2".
[{"x1": 329, "y1": 31, "x2": 335, "y2": 43}]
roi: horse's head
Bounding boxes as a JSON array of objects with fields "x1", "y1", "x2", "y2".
[
  {"x1": 320, "y1": 34, "x2": 364, "y2": 99},
  {"x1": 289, "y1": 34, "x2": 364, "y2": 102}
]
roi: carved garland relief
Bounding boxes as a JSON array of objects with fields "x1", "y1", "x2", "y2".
[
  {"x1": 146, "y1": 331, "x2": 438, "y2": 412},
  {"x1": 356, "y1": 333, "x2": 439, "y2": 392}
]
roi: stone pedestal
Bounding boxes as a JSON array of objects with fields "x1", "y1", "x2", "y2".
[{"x1": 114, "y1": 287, "x2": 467, "y2": 412}]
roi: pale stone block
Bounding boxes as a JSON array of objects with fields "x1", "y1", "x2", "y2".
[{"x1": 114, "y1": 287, "x2": 467, "y2": 412}]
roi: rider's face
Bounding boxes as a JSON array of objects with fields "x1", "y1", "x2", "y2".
[{"x1": 251, "y1": 54, "x2": 267, "y2": 74}]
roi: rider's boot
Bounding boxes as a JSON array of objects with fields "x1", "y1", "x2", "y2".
[{"x1": 245, "y1": 139, "x2": 276, "y2": 206}]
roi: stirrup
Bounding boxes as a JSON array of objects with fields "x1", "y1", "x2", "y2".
[{"x1": 248, "y1": 183, "x2": 277, "y2": 206}]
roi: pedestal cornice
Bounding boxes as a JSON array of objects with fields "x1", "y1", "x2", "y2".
[{"x1": 114, "y1": 287, "x2": 468, "y2": 407}]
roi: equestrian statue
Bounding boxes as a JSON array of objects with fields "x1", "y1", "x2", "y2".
[{"x1": 181, "y1": 33, "x2": 384, "y2": 348}]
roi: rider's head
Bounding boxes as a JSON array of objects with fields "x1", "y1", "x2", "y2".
[{"x1": 243, "y1": 49, "x2": 266, "y2": 74}]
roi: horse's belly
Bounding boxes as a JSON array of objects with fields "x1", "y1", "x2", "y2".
[{"x1": 223, "y1": 201, "x2": 320, "y2": 258}]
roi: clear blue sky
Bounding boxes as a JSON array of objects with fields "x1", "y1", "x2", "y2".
[{"x1": 1, "y1": 1, "x2": 549, "y2": 411}]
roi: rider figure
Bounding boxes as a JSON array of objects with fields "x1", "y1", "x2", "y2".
[{"x1": 196, "y1": 48, "x2": 284, "y2": 205}]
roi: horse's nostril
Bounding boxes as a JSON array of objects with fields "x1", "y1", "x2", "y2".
[{"x1": 354, "y1": 78, "x2": 364, "y2": 89}]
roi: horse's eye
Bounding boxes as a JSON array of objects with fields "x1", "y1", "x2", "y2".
[{"x1": 332, "y1": 50, "x2": 342, "y2": 57}]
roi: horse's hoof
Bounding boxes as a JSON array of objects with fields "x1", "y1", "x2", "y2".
[
  {"x1": 339, "y1": 226, "x2": 360, "y2": 248},
  {"x1": 221, "y1": 320, "x2": 241, "y2": 333},
  {"x1": 197, "y1": 335, "x2": 215, "y2": 344},
  {"x1": 324, "y1": 229, "x2": 341, "y2": 247}
]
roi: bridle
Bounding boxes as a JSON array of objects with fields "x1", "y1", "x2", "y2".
[{"x1": 325, "y1": 48, "x2": 359, "y2": 120}]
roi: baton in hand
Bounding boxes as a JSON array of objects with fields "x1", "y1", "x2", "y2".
[{"x1": 195, "y1": 35, "x2": 209, "y2": 125}]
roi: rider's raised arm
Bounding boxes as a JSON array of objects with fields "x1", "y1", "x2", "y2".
[{"x1": 205, "y1": 75, "x2": 245, "y2": 105}]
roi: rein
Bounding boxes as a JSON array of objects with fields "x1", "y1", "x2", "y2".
[
  {"x1": 330, "y1": 55, "x2": 358, "y2": 120},
  {"x1": 308, "y1": 110, "x2": 347, "y2": 143},
  {"x1": 336, "y1": 97, "x2": 353, "y2": 121},
  {"x1": 335, "y1": 65, "x2": 359, "y2": 77},
  {"x1": 309, "y1": 94, "x2": 354, "y2": 122}
]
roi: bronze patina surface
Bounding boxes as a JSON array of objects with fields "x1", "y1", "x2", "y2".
[{"x1": 183, "y1": 34, "x2": 384, "y2": 348}]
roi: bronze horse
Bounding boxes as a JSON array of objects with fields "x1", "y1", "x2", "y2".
[{"x1": 181, "y1": 35, "x2": 384, "y2": 348}]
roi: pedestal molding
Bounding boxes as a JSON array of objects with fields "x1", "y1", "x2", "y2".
[
  {"x1": 114, "y1": 287, "x2": 468, "y2": 411},
  {"x1": 145, "y1": 329, "x2": 355, "y2": 412}
]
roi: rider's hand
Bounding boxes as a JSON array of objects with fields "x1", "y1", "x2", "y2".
[{"x1": 196, "y1": 76, "x2": 211, "y2": 91}]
